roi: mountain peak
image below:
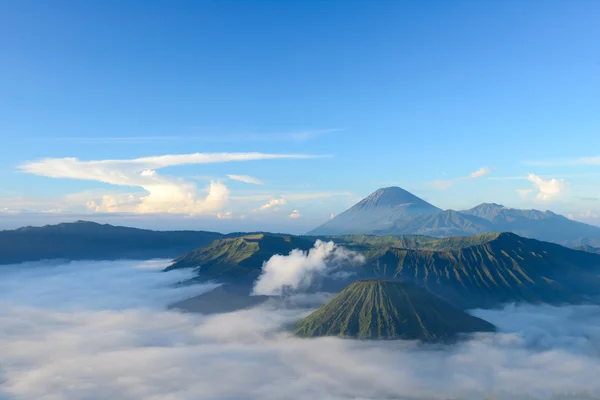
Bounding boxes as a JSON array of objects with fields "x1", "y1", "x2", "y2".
[
  {"x1": 360, "y1": 186, "x2": 430, "y2": 208},
  {"x1": 308, "y1": 187, "x2": 441, "y2": 235},
  {"x1": 293, "y1": 279, "x2": 495, "y2": 341}
]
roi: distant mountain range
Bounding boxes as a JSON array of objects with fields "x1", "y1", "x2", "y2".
[
  {"x1": 167, "y1": 231, "x2": 600, "y2": 309},
  {"x1": 0, "y1": 221, "x2": 223, "y2": 265},
  {"x1": 309, "y1": 187, "x2": 600, "y2": 247},
  {"x1": 293, "y1": 280, "x2": 495, "y2": 341}
]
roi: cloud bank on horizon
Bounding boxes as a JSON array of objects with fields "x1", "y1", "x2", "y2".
[
  {"x1": 2, "y1": 259, "x2": 600, "y2": 399},
  {"x1": 17, "y1": 152, "x2": 322, "y2": 216},
  {"x1": 1, "y1": 149, "x2": 598, "y2": 230}
]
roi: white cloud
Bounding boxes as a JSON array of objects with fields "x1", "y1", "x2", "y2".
[
  {"x1": 216, "y1": 211, "x2": 233, "y2": 220},
  {"x1": 253, "y1": 198, "x2": 287, "y2": 212},
  {"x1": 289, "y1": 209, "x2": 301, "y2": 219},
  {"x1": 226, "y1": 174, "x2": 264, "y2": 185},
  {"x1": 3, "y1": 260, "x2": 600, "y2": 399},
  {"x1": 469, "y1": 167, "x2": 492, "y2": 179},
  {"x1": 252, "y1": 240, "x2": 365, "y2": 295},
  {"x1": 516, "y1": 189, "x2": 533, "y2": 199},
  {"x1": 434, "y1": 167, "x2": 492, "y2": 190},
  {"x1": 581, "y1": 210, "x2": 599, "y2": 219},
  {"x1": 527, "y1": 173, "x2": 567, "y2": 200},
  {"x1": 329, "y1": 213, "x2": 335, "y2": 219},
  {"x1": 18, "y1": 152, "x2": 317, "y2": 215}
]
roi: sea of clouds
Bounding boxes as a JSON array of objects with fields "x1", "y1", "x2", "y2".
[{"x1": 1, "y1": 258, "x2": 600, "y2": 400}]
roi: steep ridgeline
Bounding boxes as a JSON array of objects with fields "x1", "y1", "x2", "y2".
[
  {"x1": 166, "y1": 232, "x2": 600, "y2": 309},
  {"x1": 460, "y1": 203, "x2": 600, "y2": 247},
  {"x1": 0, "y1": 221, "x2": 223, "y2": 265},
  {"x1": 309, "y1": 187, "x2": 600, "y2": 247},
  {"x1": 169, "y1": 284, "x2": 271, "y2": 314},
  {"x1": 293, "y1": 280, "x2": 495, "y2": 341},
  {"x1": 165, "y1": 233, "x2": 316, "y2": 283},
  {"x1": 573, "y1": 245, "x2": 600, "y2": 255},
  {"x1": 309, "y1": 187, "x2": 441, "y2": 235},
  {"x1": 363, "y1": 232, "x2": 600, "y2": 308}
]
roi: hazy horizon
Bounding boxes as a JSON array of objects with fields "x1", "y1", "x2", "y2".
[{"x1": 1, "y1": 1, "x2": 599, "y2": 232}]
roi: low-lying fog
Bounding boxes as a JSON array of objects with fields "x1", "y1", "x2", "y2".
[{"x1": 1, "y1": 259, "x2": 599, "y2": 400}]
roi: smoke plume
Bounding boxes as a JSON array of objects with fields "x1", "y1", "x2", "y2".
[{"x1": 252, "y1": 240, "x2": 365, "y2": 295}]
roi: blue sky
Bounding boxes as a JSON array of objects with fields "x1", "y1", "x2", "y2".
[{"x1": 0, "y1": 0, "x2": 599, "y2": 232}]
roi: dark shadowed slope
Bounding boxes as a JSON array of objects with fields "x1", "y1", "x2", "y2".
[
  {"x1": 293, "y1": 280, "x2": 495, "y2": 341},
  {"x1": 0, "y1": 221, "x2": 223, "y2": 265},
  {"x1": 169, "y1": 284, "x2": 271, "y2": 314},
  {"x1": 308, "y1": 187, "x2": 442, "y2": 235}
]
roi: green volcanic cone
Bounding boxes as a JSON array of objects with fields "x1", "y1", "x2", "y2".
[{"x1": 294, "y1": 280, "x2": 495, "y2": 341}]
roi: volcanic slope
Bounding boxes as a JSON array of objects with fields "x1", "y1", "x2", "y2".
[{"x1": 293, "y1": 280, "x2": 495, "y2": 341}]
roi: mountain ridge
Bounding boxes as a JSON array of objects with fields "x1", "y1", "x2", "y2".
[
  {"x1": 0, "y1": 221, "x2": 224, "y2": 265},
  {"x1": 167, "y1": 231, "x2": 600, "y2": 309},
  {"x1": 309, "y1": 186, "x2": 600, "y2": 247}
]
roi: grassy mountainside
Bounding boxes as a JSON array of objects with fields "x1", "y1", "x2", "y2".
[
  {"x1": 293, "y1": 280, "x2": 495, "y2": 341},
  {"x1": 168, "y1": 232, "x2": 600, "y2": 308},
  {"x1": 166, "y1": 233, "x2": 316, "y2": 282},
  {"x1": 364, "y1": 232, "x2": 600, "y2": 308},
  {"x1": 0, "y1": 221, "x2": 223, "y2": 265}
]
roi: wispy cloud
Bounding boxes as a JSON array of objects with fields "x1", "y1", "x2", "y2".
[
  {"x1": 433, "y1": 167, "x2": 492, "y2": 190},
  {"x1": 469, "y1": 167, "x2": 492, "y2": 178},
  {"x1": 43, "y1": 129, "x2": 342, "y2": 144},
  {"x1": 18, "y1": 152, "x2": 321, "y2": 215},
  {"x1": 523, "y1": 156, "x2": 600, "y2": 167},
  {"x1": 253, "y1": 198, "x2": 287, "y2": 212},
  {"x1": 227, "y1": 174, "x2": 264, "y2": 185}
]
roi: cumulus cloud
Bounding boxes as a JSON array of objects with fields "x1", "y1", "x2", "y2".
[
  {"x1": 289, "y1": 209, "x2": 301, "y2": 219},
  {"x1": 527, "y1": 173, "x2": 567, "y2": 200},
  {"x1": 469, "y1": 167, "x2": 492, "y2": 179},
  {"x1": 253, "y1": 198, "x2": 287, "y2": 212},
  {"x1": 2, "y1": 260, "x2": 600, "y2": 399},
  {"x1": 434, "y1": 167, "x2": 492, "y2": 190},
  {"x1": 18, "y1": 152, "x2": 315, "y2": 214},
  {"x1": 226, "y1": 174, "x2": 264, "y2": 185},
  {"x1": 216, "y1": 211, "x2": 233, "y2": 220},
  {"x1": 252, "y1": 240, "x2": 365, "y2": 295}
]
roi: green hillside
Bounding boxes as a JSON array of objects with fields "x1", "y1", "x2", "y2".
[
  {"x1": 293, "y1": 280, "x2": 495, "y2": 341},
  {"x1": 165, "y1": 233, "x2": 315, "y2": 282},
  {"x1": 364, "y1": 232, "x2": 600, "y2": 308},
  {"x1": 166, "y1": 232, "x2": 600, "y2": 308}
]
